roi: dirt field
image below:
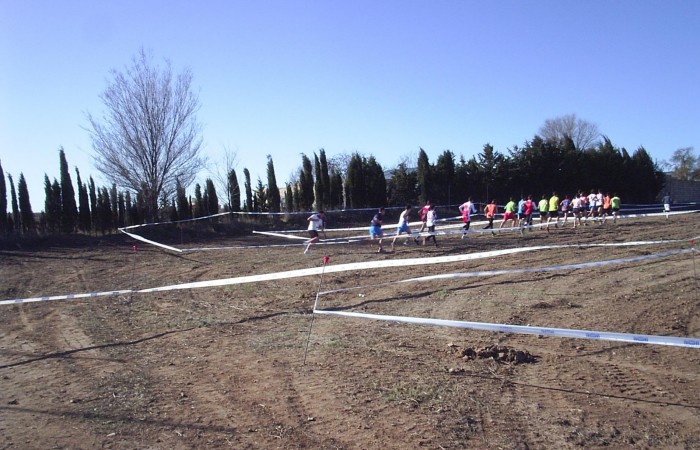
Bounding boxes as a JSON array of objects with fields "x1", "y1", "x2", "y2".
[{"x1": 1, "y1": 213, "x2": 699, "y2": 449}]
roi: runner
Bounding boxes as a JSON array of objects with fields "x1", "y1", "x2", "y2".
[
  {"x1": 303, "y1": 210, "x2": 325, "y2": 254},
  {"x1": 423, "y1": 204, "x2": 438, "y2": 246},
  {"x1": 369, "y1": 207, "x2": 386, "y2": 253},
  {"x1": 587, "y1": 189, "x2": 598, "y2": 224},
  {"x1": 500, "y1": 197, "x2": 518, "y2": 229},
  {"x1": 520, "y1": 195, "x2": 535, "y2": 235},
  {"x1": 662, "y1": 192, "x2": 672, "y2": 219},
  {"x1": 516, "y1": 196, "x2": 526, "y2": 228},
  {"x1": 611, "y1": 193, "x2": 621, "y2": 223},
  {"x1": 559, "y1": 194, "x2": 571, "y2": 227},
  {"x1": 547, "y1": 192, "x2": 560, "y2": 230},
  {"x1": 538, "y1": 194, "x2": 549, "y2": 230},
  {"x1": 459, "y1": 197, "x2": 477, "y2": 239},
  {"x1": 417, "y1": 200, "x2": 431, "y2": 233},
  {"x1": 601, "y1": 192, "x2": 612, "y2": 224},
  {"x1": 391, "y1": 205, "x2": 419, "y2": 250},
  {"x1": 571, "y1": 192, "x2": 583, "y2": 228},
  {"x1": 483, "y1": 199, "x2": 497, "y2": 234}
]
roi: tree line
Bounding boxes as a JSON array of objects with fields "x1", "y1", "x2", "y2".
[{"x1": 0, "y1": 134, "x2": 666, "y2": 238}]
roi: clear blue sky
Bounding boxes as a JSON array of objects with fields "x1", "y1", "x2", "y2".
[{"x1": 1, "y1": 0, "x2": 698, "y2": 210}]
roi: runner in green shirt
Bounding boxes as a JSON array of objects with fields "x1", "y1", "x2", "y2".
[
  {"x1": 611, "y1": 194, "x2": 621, "y2": 223},
  {"x1": 499, "y1": 197, "x2": 518, "y2": 229},
  {"x1": 546, "y1": 192, "x2": 560, "y2": 230},
  {"x1": 538, "y1": 195, "x2": 549, "y2": 229}
]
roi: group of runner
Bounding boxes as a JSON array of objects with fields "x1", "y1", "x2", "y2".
[{"x1": 303, "y1": 190, "x2": 625, "y2": 254}]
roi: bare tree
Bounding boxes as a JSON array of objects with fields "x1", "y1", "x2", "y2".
[
  {"x1": 86, "y1": 49, "x2": 205, "y2": 221},
  {"x1": 211, "y1": 144, "x2": 239, "y2": 210},
  {"x1": 669, "y1": 146, "x2": 698, "y2": 180},
  {"x1": 538, "y1": 113, "x2": 601, "y2": 151}
]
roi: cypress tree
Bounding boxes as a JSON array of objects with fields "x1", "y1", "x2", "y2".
[
  {"x1": 44, "y1": 175, "x2": 60, "y2": 233},
  {"x1": 284, "y1": 183, "x2": 293, "y2": 212},
  {"x1": 314, "y1": 153, "x2": 324, "y2": 210},
  {"x1": 176, "y1": 180, "x2": 190, "y2": 219},
  {"x1": 59, "y1": 148, "x2": 78, "y2": 232},
  {"x1": 344, "y1": 153, "x2": 365, "y2": 208},
  {"x1": 254, "y1": 177, "x2": 268, "y2": 212},
  {"x1": 17, "y1": 173, "x2": 35, "y2": 233},
  {"x1": 194, "y1": 183, "x2": 204, "y2": 217},
  {"x1": 416, "y1": 148, "x2": 431, "y2": 205},
  {"x1": 117, "y1": 191, "x2": 126, "y2": 227},
  {"x1": 75, "y1": 169, "x2": 91, "y2": 233},
  {"x1": 266, "y1": 155, "x2": 280, "y2": 212},
  {"x1": 88, "y1": 177, "x2": 97, "y2": 230},
  {"x1": 243, "y1": 168, "x2": 253, "y2": 212},
  {"x1": 205, "y1": 178, "x2": 218, "y2": 215},
  {"x1": 0, "y1": 160, "x2": 6, "y2": 234},
  {"x1": 227, "y1": 169, "x2": 240, "y2": 212},
  {"x1": 8, "y1": 174, "x2": 20, "y2": 232},
  {"x1": 110, "y1": 184, "x2": 119, "y2": 228},
  {"x1": 319, "y1": 149, "x2": 331, "y2": 209},
  {"x1": 329, "y1": 168, "x2": 343, "y2": 209},
  {"x1": 298, "y1": 154, "x2": 314, "y2": 211}
]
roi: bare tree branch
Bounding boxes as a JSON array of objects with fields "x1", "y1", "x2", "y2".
[{"x1": 85, "y1": 48, "x2": 205, "y2": 220}]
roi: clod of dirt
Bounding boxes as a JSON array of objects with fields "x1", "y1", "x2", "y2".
[{"x1": 448, "y1": 344, "x2": 537, "y2": 364}]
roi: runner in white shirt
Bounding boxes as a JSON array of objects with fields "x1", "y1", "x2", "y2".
[{"x1": 303, "y1": 211, "x2": 325, "y2": 254}]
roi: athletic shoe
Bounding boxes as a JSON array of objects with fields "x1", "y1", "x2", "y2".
[
  {"x1": 377, "y1": 248, "x2": 384, "y2": 253},
  {"x1": 461, "y1": 233, "x2": 466, "y2": 239}
]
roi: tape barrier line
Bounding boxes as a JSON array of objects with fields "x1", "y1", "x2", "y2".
[
  {"x1": 0, "y1": 289, "x2": 134, "y2": 306},
  {"x1": 123, "y1": 208, "x2": 698, "y2": 252},
  {"x1": 2, "y1": 239, "x2": 695, "y2": 307},
  {"x1": 119, "y1": 230, "x2": 183, "y2": 253},
  {"x1": 312, "y1": 310, "x2": 700, "y2": 348},
  {"x1": 318, "y1": 249, "x2": 692, "y2": 295}
]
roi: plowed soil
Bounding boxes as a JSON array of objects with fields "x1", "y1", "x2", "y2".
[{"x1": 1, "y1": 213, "x2": 699, "y2": 449}]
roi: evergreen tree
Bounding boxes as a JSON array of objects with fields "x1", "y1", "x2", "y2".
[
  {"x1": 292, "y1": 183, "x2": 301, "y2": 211},
  {"x1": 298, "y1": 154, "x2": 314, "y2": 211},
  {"x1": 314, "y1": 153, "x2": 324, "y2": 210},
  {"x1": 416, "y1": 148, "x2": 432, "y2": 205},
  {"x1": 227, "y1": 169, "x2": 240, "y2": 212},
  {"x1": 176, "y1": 179, "x2": 190, "y2": 220},
  {"x1": 117, "y1": 191, "x2": 126, "y2": 227},
  {"x1": 0, "y1": 160, "x2": 6, "y2": 234},
  {"x1": 266, "y1": 155, "x2": 280, "y2": 212},
  {"x1": 205, "y1": 178, "x2": 218, "y2": 215},
  {"x1": 110, "y1": 184, "x2": 119, "y2": 228},
  {"x1": 329, "y1": 168, "x2": 343, "y2": 209},
  {"x1": 433, "y1": 150, "x2": 456, "y2": 205},
  {"x1": 243, "y1": 168, "x2": 253, "y2": 212},
  {"x1": 387, "y1": 162, "x2": 418, "y2": 206},
  {"x1": 8, "y1": 174, "x2": 19, "y2": 232},
  {"x1": 344, "y1": 153, "x2": 365, "y2": 208},
  {"x1": 100, "y1": 187, "x2": 113, "y2": 232},
  {"x1": 254, "y1": 177, "x2": 268, "y2": 212},
  {"x1": 17, "y1": 173, "x2": 35, "y2": 232},
  {"x1": 59, "y1": 147, "x2": 78, "y2": 232},
  {"x1": 365, "y1": 156, "x2": 387, "y2": 207},
  {"x1": 194, "y1": 183, "x2": 204, "y2": 217},
  {"x1": 125, "y1": 191, "x2": 135, "y2": 226},
  {"x1": 88, "y1": 177, "x2": 97, "y2": 230},
  {"x1": 319, "y1": 149, "x2": 331, "y2": 209},
  {"x1": 75, "y1": 169, "x2": 91, "y2": 233},
  {"x1": 44, "y1": 175, "x2": 60, "y2": 233},
  {"x1": 284, "y1": 183, "x2": 293, "y2": 212}
]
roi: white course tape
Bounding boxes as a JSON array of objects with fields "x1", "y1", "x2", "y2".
[
  {"x1": 2, "y1": 240, "x2": 694, "y2": 306},
  {"x1": 119, "y1": 230, "x2": 183, "y2": 253},
  {"x1": 319, "y1": 249, "x2": 693, "y2": 295},
  {"x1": 312, "y1": 310, "x2": 700, "y2": 348}
]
